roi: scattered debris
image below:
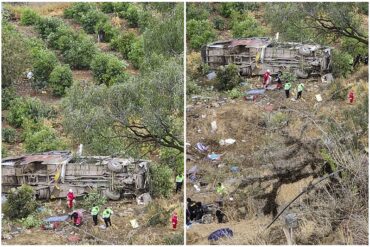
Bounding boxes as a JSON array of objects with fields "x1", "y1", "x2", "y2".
[
  {"x1": 208, "y1": 228, "x2": 234, "y2": 241},
  {"x1": 130, "y1": 219, "x2": 139, "y2": 229},
  {"x1": 67, "y1": 235, "x2": 81, "y2": 243},
  {"x1": 207, "y1": 71, "x2": 217, "y2": 80},
  {"x1": 207, "y1": 153, "x2": 221, "y2": 161},
  {"x1": 321, "y1": 73, "x2": 334, "y2": 83},
  {"x1": 219, "y1": 138, "x2": 236, "y2": 146},
  {"x1": 136, "y1": 193, "x2": 152, "y2": 206},
  {"x1": 315, "y1": 94, "x2": 323, "y2": 102},
  {"x1": 196, "y1": 143, "x2": 208, "y2": 152},
  {"x1": 211, "y1": 121, "x2": 217, "y2": 133},
  {"x1": 230, "y1": 166, "x2": 239, "y2": 173}
]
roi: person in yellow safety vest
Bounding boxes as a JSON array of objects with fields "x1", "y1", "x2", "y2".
[
  {"x1": 91, "y1": 205, "x2": 99, "y2": 226},
  {"x1": 296, "y1": 82, "x2": 304, "y2": 100},
  {"x1": 284, "y1": 81, "x2": 292, "y2": 98},
  {"x1": 102, "y1": 207, "x2": 113, "y2": 228},
  {"x1": 175, "y1": 174, "x2": 184, "y2": 193},
  {"x1": 216, "y1": 183, "x2": 225, "y2": 196}
]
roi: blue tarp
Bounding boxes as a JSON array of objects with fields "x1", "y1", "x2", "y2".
[
  {"x1": 44, "y1": 215, "x2": 69, "y2": 223},
  {"x1": 208, "y1": 228, "x2": 234, "y2": 241},
  {"x1": 245, "y1": 89, "x2": 265, "y2": 95}
]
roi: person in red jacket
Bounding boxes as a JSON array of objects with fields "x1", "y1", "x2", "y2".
[
  {"x1": 348, "y1": 90, "x2": 355, "y2": 104},
  {"x1": 67, "y1": 189, "x2": 75, "y2": 209},
  {"x1": 70, "y1": 210, "x2": 83, "y2": 226},
  {"x1": 171, "y1": 212, "x2": 178, "y2": 230},
  {"x1": 263, "y1": 69, "x2": 271, "y2": 88}
]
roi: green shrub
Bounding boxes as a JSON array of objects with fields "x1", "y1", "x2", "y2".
[
  {"x1": 20, "y1": 214, "x2": 43, "y2": 229},
  {"x1": 231, "y1": 11, "x2": 266, "y2": 38},
  {"x1": 219, "y1": 3, "x2": 237, "y2": 17},
  {"x1": 128, "y1": 38, "x2": 144, "y2": 69},
  {"x1": 35, "y1": 17, "x2": 63, "y2": 40},
  {"x1": 62, "y1": 35, "x2": 97, "y2": 69},
  {"x1": 2, "y1": 146, "x2": 9, "y2": 158},
  {"x1": 49, "y1": 65, "x2": 73, "y2": 96},
  {"x1": 111, "y1": 32, "x2": 137, "y2": 59},
  {"x1": 213, "y1": 16, "x2": 227, "y2": 30},
  {"x1": 227, "y1": 88, "x2": 243, "y2": 99},
  {"x1": 164, "y1": 233, "x2": 184, "y2": 245},
  {"x1": 124, "y1": 5, "x2": 140, "y2": 28},
  {"x1": 31, "y1": 48, "x2": 59, "y2": 89},
  {"x1": 187, "y1": 3, "x2": 210, "y2": 21},
  {"x1": 3, "y1": 185, "x2": 38, "y2": 219},
  {"x1": 23, "y1": 122, "x2": 67, "y2": 153},
  {"x1": 81, "y1": 190, "x2": 107, "y2": 210},
  {"x1": 280, "y1": 72, "x2": 297, "y2": 84},
  {"x1": 146, "y1": 202, "x2": 174, "y2": 226},
  {"x1": 2, "y1": 127, "x2": 17, "y2": 143},
  {"x1": 80, "y1": 9, "x2": 108, "y2": 34},
  {"x1": 186, "y1": 79, "x2": 202, "y2": 96},
  {"x1": 63, "y1": 2, "x2": 95, "y2": 21},
  {"x1": 187, "y1": 19, "x2": 216, "y2": 50},
  {"x1": 7, "y1": 97, "x2": 56, "y2": 128},
  {"x1": 216, "y1": 64, "x2": 241, "y2": 91},
  {"x1": 332, "y1": 50, "x2": 353, "y2": 78},
  {"x1": 91, "y1": 53, "x2": 126, "y2": 86},
  {"x1": 159, "y1": 147, "x2": 183, "y2": 175},
  {"x1": 113, "y1": 2, "x2": 130, "y2": 14},
  {"x1": 100, "y1": 2, "x2": 115, "y2": 13},
  {"x1": 47, "y1": 24, "x2": 77, "y2": 50},
  {"x1": 149, "y1": 164, "x2": 173, "y2": 198},
  {"x1": 2, "y1": 87, "x2": 17, "y2": 110},
  {"x1": 95, "y1": 21, "x2": 118, "y2": 42},
  {"x1": 20, "y1": 8, "x2": 40, "y2": 26}
]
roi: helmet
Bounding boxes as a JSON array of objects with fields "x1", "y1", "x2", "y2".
[
  {"x1": 69, "y1": 189, "x2": 73, "y2": 193},
  {"x1": 267, "y1": 69, "x2": 270, "y2": 73}
]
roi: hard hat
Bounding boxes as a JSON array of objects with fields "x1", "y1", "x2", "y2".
[
  {"x1": 69, "y1": 189, "x2": 73, "y2": 193},
  {"x1": 267, "y1": 69, "x2": 270, "y2": 73}
]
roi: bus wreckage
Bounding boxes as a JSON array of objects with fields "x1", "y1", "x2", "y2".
[
  {"x1": 201, "y1": 37, "x2": 332, "y2": 78},
  {"x1": 2, "y1": 151, "x2": 150, "y2": 200}
]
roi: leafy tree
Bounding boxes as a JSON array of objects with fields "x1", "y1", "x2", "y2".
[
  {"x1": 81, "y1": 190, "x2": 107, "y2": 209},
  {"x1": 90, "y1": 53, "x2": 127, "y2": 86},
  {"x1": 62, "y1": 35, "x2": 97, "y2": 69},
  {"x1": 2, "y1": 185, "x2": 38, "y2": 219},
  {"x1": 187, "y1": 19, "x2": 216, "y2": 50},
  {"x1": 35, "y1": 17, "x2": 64, "y2": 40},
  {"x1": 187, "y1": 3, "x2": 210, "y2": 21},
  {"x1": 331, "y1": 50, "x2": 353, "y2": 78},
  {"x1": 63, "y1": 2, "x2": 95, "y2": 21},
  {"x1": 143, "y1": 4, "x2": 184, "y2": 57},
  {"x1": 31, "y1": 48, "x2": 59, "y2": 89},
  {"x1": 7, "y1": 97, "x2": 56, "y2": 128},
  {"x1": 47, "y1": 24, "x2": 77, "y2": 50},
  {"x1": 20, "y1": 8, "x2": 40, "y2": 26},
  {"x1": 2, "y1": 127, "x2": 17, "y2": 144},
  {"x1": 216, "y1": 64, "x2": 241, "y2": 91},
  {"x1": 265, "y1": 2, "x2": 368, "y2": 44},
  {"x1": 149, "y1": 164, "x2": 173, "y2": 198},
  {"x1": 111, "y1": 32, "x2": 138, "y2": 59},
  {"x1": 62, "y1": 57, "x2": 183, "y2": 155},
  {"x1": 231, "y1": 11, "x2": 266, "y2": 38},
  {"x1": 2, "y1": 87, "x2": 17, "y2": 110},
  {"x1": 23, "y1": 120, "x2": 67, "y2": 153},
  {"x1": 99, "y1": 2, "x2": 115, "y2": 13},
  {"x1": 80, "y1": 9, "x2": 108, "y2": 34},
  {"x1": 2, "y1": 22, "x2": 31, "y2": 88},
  {"x1": 124, "y1": 4, "x2": 140, "y2": 28},
  {"x1": 128, "y1": 38, "x2": 144, "y2": 69},
  {"x1": 49, "y1": 64, "x2": 73, "y2": 96}
]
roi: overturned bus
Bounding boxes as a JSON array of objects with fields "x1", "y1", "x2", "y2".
[
  {"x1": 2, "y1": 151, "x2": 150, "y2": 200},
  {"x1": 201, "y1": 37, "x2": 332, "y2": 78}
]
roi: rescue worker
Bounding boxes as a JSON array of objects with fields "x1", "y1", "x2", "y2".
[
  {"x1": 263, "y1": 69, "x2": 271, "y2": 88},
  {"x1": 215, "y1": 209, "x2": 226, "y2": 223},
  {"x1": 102, "y1": 207, "x2": 113, "y2": 228},
  {"x1": 296, "y1": 82, "x2": 304, "y2": 100},
  {"x1": 91, "y1": 204, "x2": 99, "y2": 226},
  {"x1": 263, "y1": 69, "x2": 270, "y2": 87},
  {"x1": 348, "y1": 90, "x2": 355, "y2": 104},
  {"x1": 216, "y1": 183, "x2": 225, "y2": 196},
  {"x1": 284, "y1": 81, "x2": 292, "y2": 98},
  {"x1": 171, "y1": 211, "x2": 178, "y2": 230},
  {"x1": 175, "y1": 174, "x2": 184, "y2": 193},
  {"x1": 194, "y1": 202, "x2": 204, "y2": 221},
  {"x1": 70, "y1": 210, "x2": 83, "y2": 226},
  {"x1": 67, "y1": 189, "x2": 75, "y2": 209},
  {"x1": 275, "y1": 71, "x2": 283, "y2": 89},
  {"x1": 187, "y1": 198, "x2": 197, "y2": 221}
]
